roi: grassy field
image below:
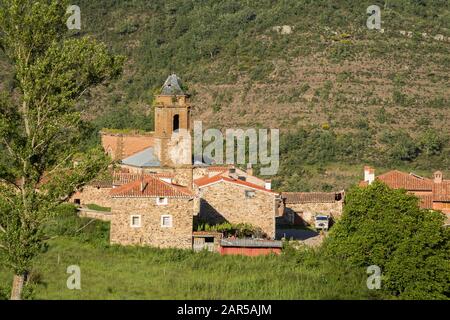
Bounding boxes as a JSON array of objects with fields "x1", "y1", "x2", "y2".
[{"x1": 0, "y1": 236, "x2": 382, "y2": 300}]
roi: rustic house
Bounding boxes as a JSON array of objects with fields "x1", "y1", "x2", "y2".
[
  {"x1": 361, "y1": 166, "x2": 450, "y2": 224},
  {"x1": 109, "y1": 175, "x2": 195, "y2": 249},
  {"x1": 280, "y1": 191, "x2": 344, "y2": 226},
  {"x1": 194, "y1": 174, "x2": 280, "y2": 239}
]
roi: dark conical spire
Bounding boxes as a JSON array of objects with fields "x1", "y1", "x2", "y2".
[{"x1": 161, "y1": 74, "x2": 184, "y2": 95}]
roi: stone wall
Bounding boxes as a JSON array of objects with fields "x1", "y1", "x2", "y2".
[
  {"x1": 284, "y1": 201, "x2": 343, "y2": 225},
  {"x1": 110, "y1": 197, "x2": 194, "y2": 249},
  {"x1": 198, "y1": 182, "x2": 277, "y2": 239},
  {"x1": 78, "y1": 209, "x2": 112, "y2": 221},
  {"x1": 70, "y1": 186, "x2": 112, "y2": 208}
]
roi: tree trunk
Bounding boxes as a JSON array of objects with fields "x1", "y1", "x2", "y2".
[{"x1": 10, "y1": 273, "x2": 27, "y2": 300}]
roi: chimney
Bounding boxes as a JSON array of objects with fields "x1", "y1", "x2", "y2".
[
  {"x1": 364, "y1": 166, "x2": 375, "y2": 185},
  {"x1": 264, "y1": 179, "x2": 272, "y2": 190},
  {"x1": 434, "y1": 171, "x2": 443, "y2": 184},
  {"x1": 228, "y1": 166, "x2": 238, "y2": 179},
  {"x1": 246, "y1": 163, "x2": 254, "y2": 176}
]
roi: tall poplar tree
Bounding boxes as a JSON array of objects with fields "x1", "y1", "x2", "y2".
[{"x1": 0, "y1": 0, "x2": 124, "y2": 299}]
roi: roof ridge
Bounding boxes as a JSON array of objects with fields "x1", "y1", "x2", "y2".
[
  {"x1": 195, "y1": 174, "x2": 277, "y2": 194},
  {"x1": 111, "y1": 174, "x2": 194, "y2": 197}
]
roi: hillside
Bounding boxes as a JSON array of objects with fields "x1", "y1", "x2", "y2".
[{"x1": 1, "y1": 0, "x2": 449, "y2": 191}]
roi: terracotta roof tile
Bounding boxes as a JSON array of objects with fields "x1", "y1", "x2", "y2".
[
  {"x1": 433, "y1": 182, "x2": 450, "y2": 202},
  {"x1": 112, "y1": 172, "x2": 174, "y2": 186},
  {"x1": 206, "y1": 166, "x2": 232, "y2": 173},
  {"x1": 111, "y1": 175, "x2": 193, "y2": 198},
  {"x1": 360, "y1": 169, "x2": 450, "y2": 209},
  {"x1": 194, "y1": 174, "x2": 278, "y2": 194},
  {"x1": 282, "y1": 192, "x2": 342, "y2": 204},
  {"x1": 375, "y1": 170, "x2": 433, "y2": 191},
  {"x1": 417, "y1": 194, "x2": 434, "y2": 209}
]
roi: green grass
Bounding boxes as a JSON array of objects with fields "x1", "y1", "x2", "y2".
[
  {"x1": 0, "y1": 237, "x2": 383, "y2": 300},
  {"x1": 0, "y1": 198, "x2": 382, "y2": 300},
  {"x1": 85, "y1": 204, "x2": 112, "y2": 212}
]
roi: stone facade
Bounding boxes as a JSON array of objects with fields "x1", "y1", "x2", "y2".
[
  {"x1": 70, "y1": 186, "x2": 112, "y2": 208},
  {"x1": 197, "y1": 181, "x2": 277, "y2": 239},
  {"x1": 110, "y1": 197, "x2": 194, "y2": 249},
  {"x1": 78, "y1": 209, "x2": 112, "y2": 221},
  {"x1": 284, "y1": 202, "x2": 343, "y2": 225}
]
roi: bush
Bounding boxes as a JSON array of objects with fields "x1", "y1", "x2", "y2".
[
  {"x1": 195, "y1": 221, "x2": 266, "y2": 238},
  {"x1": 44, "y1": 204, "x2": 110, "y2": 245},
  {"x1": 325, "y1": 181, "x2": 450, "y2": 299},
  {"x1": 0, "y1": 285, "x2": 8, "y2": 300}
]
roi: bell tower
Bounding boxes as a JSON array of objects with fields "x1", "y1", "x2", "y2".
[{"x1": 153, "y1": 74, "x2": 192, "y2": 167}]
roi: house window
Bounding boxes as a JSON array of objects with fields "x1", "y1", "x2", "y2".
[
  {"x1": 130, "y1": 215, "x2": 141, "y2": 228},
  {"x1": 245, "y1": 190, "x2": 256, "y2": 199},
  {"x1": 156, "y1": 197, "x2": 168, "y2": 205},
  {"x1": 161, "y1": 215, "x2": 173, "y2": 228}
]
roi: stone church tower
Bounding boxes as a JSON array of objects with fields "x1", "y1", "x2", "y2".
[{"x1": 153, "y1": 74, "x2": 192, "y2": 169}]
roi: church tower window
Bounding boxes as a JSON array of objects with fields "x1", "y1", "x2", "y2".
[{"x1": 173, "y1": 114, "x2": 180, "y2": 132}]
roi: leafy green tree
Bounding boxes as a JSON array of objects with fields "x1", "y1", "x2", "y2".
[
  {"x1": 0, "y1": 0, "x2": 123, "y2": 299},
  {"x1": 325, "y1": 181, "x2": 450, "y2": 299},
  {"x1": 384, "y1": 131, "x2": 420, "y2": 162},
  {"x1": 418, "y1": 129, "x2": 445, "y2": 156}
]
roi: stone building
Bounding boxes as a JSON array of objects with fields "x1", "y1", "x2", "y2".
[
  {"x1": 70, "y1": 170, "x2": 175, "y2": 208},
  {"x1": 361, "y1": 166, "x2": 450, "y2": 224},
  {"x1": 101, "y1": 74, "x2": 194, "y2": 188},
  {"x1": 194, "y1": 174, "x2": 280, "y2": 239},
  {"x1": 71, "y1": 184, "x2": 112, "y2": 208},
  {"x1": 74, "y1": 74, "x2": 329, "y2": 250},
  {"x1": 109, "y1": 175, "x2": 195, "y2": 249},
  {"x1": 280, "y1": 192, "x2": 344, "y2": 226}
]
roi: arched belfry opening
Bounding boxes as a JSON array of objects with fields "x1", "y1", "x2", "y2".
[{"x1": 173, "y1": 114, "x2": 180, "y2": 132}]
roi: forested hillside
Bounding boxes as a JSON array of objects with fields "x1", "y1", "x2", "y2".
[{"x1": 1, "y1": 0, "x2": 449, "y2": 191}]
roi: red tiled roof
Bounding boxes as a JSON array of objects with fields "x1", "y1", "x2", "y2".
[
  {"x1": 111, "y1": 175, "x2": 193, "y2": 198},
  {"x1": 433, "y1": 182, "x2": 450, "y2": 202},
  {"x1": 88, "y1": 171, "x2": 175, "y2": 188},
  {"x1": 112, "y1": 172, "x2": 174, "y2": 186},
  {"x1": 194, "y1": 174, "x2": 278, "y2": 194},
  {"x1": 282, "y1": 192, "x2": 342, "y2": 204},
  {"x1": 376, "y1": 170, "x2": 433, "y2": 191},
  {"x1": 417, "y1": 194, "x2": 434, "y2": 209},
  {"x1": 206, "y1": 166, "x2": 231, "y2": 173},
  {"x1": 360, "y1": 169, "x2": 450, "y2": 210}
]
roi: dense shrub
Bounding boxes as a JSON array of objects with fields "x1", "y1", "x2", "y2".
[
  {"x1": 43, "y1": 204, "x2": 110, "y2": 245},
  {"x1": 195, "y1": 221, "x2": 266, "y2": 238},
  {"x1": 325, "y1": 181, "x2": 450, "y2": 299}
]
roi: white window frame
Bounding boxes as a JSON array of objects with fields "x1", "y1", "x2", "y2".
[
  {"x1": 161, "y1": 215, "x2": 173, "y2": 228},
  {"x1": 130, "y1": 215, "x2": 141, "y2": 228},
  {"x1": 156, "y1": 197, "x2": 168, "y2": 206}
]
